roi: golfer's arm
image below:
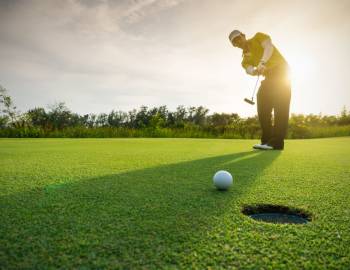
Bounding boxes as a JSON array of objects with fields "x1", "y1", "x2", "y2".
[{"x1": 260, "y1": 39, "x2": 274, "y2": 64}]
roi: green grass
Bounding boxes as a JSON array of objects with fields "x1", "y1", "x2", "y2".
[
  {"x1": 1, "y1": 124, "x2": 350, "y2": 139},
  {"x1": 0, "y1": 138, "x2": 350, "y2": 269}
]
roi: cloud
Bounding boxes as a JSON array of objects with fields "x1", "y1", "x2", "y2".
[
  {"x1": 0, "y1": 0, "x2": 191, "y2": 112},
  {"x1": 2, "y1": 1, "x2": 186, "y2": 76},
  {"x1": 121, "y1": 0, "x2": 185, "y2": 23},
  {"x1": 0, "y1": 0, "x2": 349, "y2": 116}
]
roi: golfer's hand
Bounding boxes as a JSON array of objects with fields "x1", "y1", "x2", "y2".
[
  {"x1": 257, "y1": 62, "x2": 266, "y2": 74},
  {"x1": 245, "y1": 66, "x2": 258, "y2": 76}
]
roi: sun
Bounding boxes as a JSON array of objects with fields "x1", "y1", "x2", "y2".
[
  {"x1": 284, "y1": 48, "x2": 317, "y2": 84},
  {"x1": 281, "y1": 45, "x2": 321, "y2": 113}
]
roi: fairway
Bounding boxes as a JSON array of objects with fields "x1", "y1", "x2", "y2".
[{"x1": 1, "y1": 138, "x2": 350, "y2": 269}]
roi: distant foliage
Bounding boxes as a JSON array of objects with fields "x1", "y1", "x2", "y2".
[
  {"x1": 0, "y1": 85, "x2": 19, "y2": 128},
  {"x1": 0, "y1": 85, "x2": 350, "y2": 139}
]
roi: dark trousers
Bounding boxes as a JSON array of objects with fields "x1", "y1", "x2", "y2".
[{"x1": 257, "y1": 67, "x2": 291, "y2": 150}]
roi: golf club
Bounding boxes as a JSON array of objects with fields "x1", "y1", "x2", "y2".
[{"x1": 244, "y1": 75, "x2": 260, "y2": 105}]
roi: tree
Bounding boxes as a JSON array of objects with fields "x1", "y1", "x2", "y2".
[
  {"x1": 86, "y1": 114, "x2": 97, "y2": 128},
  {"x1": 26, "y1": 107, "x2": 48, "y2": 128},
  {"x1": 95, "y1": 113, "x2": 108, "y2": 127},
  {"x1": 339, "y1": 106, "x2": 350, "y2": 125},
  {"x1": 108, "y1": 110, "x2": 128, "y2": 127},
  {"x1": 47, "y1": 102, "x2": 74, "y2": 130},
  {"x1": 188, "y1": 106, "x2": 209, "y2": 126},
  {"x1": 127, "y1": 109, "x2": 137, "y2": 128},
  {"x1": 173, "y1": 105, "x2": 187, "y2": 128},
  {"x1": 209, "y1": 113, "x2": 237, "y2": 127},
  {"x1": 135, "y1": 106, "x2": 150, "y2": 128},
  {"x1": 148, "y1": 106, "x2": 168, "y2": 128},
  {"x1": 244, "y1": 116, "x2": 260, "y2": 138},
  {"x1": 0, "y1": 85, "x2": 19, "y2": 127}
]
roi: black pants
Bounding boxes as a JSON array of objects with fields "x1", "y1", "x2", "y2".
[{"x1": 257, "y1": 67, "x2": 291, "y2": 150}]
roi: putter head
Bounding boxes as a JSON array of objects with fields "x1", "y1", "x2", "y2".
[{"x1": 244, "y1": 98, "x2": 255, "y2": 105}]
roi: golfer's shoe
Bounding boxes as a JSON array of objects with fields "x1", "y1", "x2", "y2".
[
  {"x1": 253, "y1": 143, "x2": 264, "y2": 149},
  {"x1": 259, "y1": 144, "x2": 274, "y2": 150},
  {"x1": 252, "y1": 144, "x2": 274, "y2": 150}
]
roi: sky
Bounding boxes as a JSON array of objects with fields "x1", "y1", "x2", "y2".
[{"x1": 0, "y1": 0, "x2": 349, "y2": 116}]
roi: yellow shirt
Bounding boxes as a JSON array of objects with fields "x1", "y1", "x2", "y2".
[{"x1": 241, "y1": 32, "x2": 287, "y2": 71}]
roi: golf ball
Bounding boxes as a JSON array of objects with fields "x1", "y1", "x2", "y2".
[{"x1": 213, "y1": 170, "x2": 233, "y2": 190}]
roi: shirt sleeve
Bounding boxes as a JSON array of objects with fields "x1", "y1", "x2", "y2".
[
  {"x1": 254, "y1": 32, "x2": 271, "y2": 43},
  {"x1": 241, "y1": 54, "x2": 250, "y2": 69}
]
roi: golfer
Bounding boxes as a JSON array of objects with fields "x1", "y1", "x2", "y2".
[{"x1": 229, "y1": 30, "x2": 291, "y2": 150}]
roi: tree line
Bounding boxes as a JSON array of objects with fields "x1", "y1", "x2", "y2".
[{"x1": 1, "y1": 85, "x2": 350, "y2": 139}]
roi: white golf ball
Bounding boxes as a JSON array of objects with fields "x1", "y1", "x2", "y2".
[{"x1": 213, "y1": 170, "x2": 233, "y2": 190}]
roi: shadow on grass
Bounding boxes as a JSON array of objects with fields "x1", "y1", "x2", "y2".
[{"x1": 0, "y1": 150, "x2": 280, "y2": 269}]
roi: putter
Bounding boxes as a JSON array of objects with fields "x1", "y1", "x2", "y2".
[{"x1": 244, "y1": 75, "x2": 260, "y2": 105}]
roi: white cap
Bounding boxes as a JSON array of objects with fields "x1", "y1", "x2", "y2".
[{"x1": 229, "y1": 30, "x2": 242, "y2": 43}]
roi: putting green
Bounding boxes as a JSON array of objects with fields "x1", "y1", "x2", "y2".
[{"x1": 1, "y1": 138, "x2": 349, "y2": 269}]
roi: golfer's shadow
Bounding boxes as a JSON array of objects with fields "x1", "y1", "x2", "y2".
[{"x1": 1, "y1": 150, "x2": 280, "y2": 267}]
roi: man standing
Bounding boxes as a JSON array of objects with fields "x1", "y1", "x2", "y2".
[{"x1": 229, "y1": 30, "x2": 291, "y2": 150}]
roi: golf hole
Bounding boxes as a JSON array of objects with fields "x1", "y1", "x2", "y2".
[{"x1": 242, "y1": 204, "x2": 311, "y2": 224}]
